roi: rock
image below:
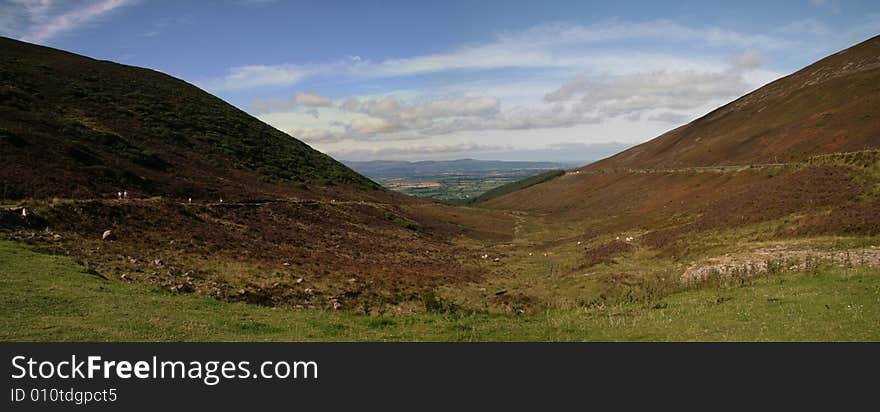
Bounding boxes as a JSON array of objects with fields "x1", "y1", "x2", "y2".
[
  {"x1": 119, "y1": 273, "x2": 129, "y2": 281},
  {"x1": 493, "y1": 257, "x2": 501, "y2": 262},
  {"x1": 101, "y1": 230, "x2": 115, "y2": 241},
  {"x1": 153, "y1": 259, "x2": 163, "y2": 266},
  {"x1": 52, "y1": 234, "x2": 62, "y2": 241},
  {"x1": 295, "y1": 277, "x2": 304, "y2": 284}
]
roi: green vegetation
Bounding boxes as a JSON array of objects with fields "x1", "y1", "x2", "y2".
[
  {"x1": 471, "y1": 169, "x2": 565, "y2": 203},
  {"x1": 378, "y1": 169, "x2": 559, "y2": 202},
  {"x1": 3, "y1": 239, "x2": 877, "y2": 341}
]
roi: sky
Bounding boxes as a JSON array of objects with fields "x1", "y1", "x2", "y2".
[{"x1": 2, "y1": 0, "x2": 879, "y2": 162}]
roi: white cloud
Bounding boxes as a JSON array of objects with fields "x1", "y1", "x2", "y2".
[
  {"x1": 547, "y1": 70, "x2": 751, "y2": 120},
  {"x1": 206, "y1": 20, "x2": 794, "y2": 91},
  {"x1": 810, "y1": 0, "x2": 841, "y2": 14},
  {"x1": 1, "y1": 0, "x2": 137, "y2": 44},
  {"x1": 730, "y1": 50, "x2": 765, "y2": 71},
  {"x1": 647, "y1": 112, "x2": 693, "y2": 124},
  {"x1": 215, "y1": 65, "x2": 316, "y2": 91},
  {"x1": 225, "y1": 18, "x2": 880, "y2": 160},
  {"x1": 294, "y1": 92, "x2": 332, "y2": 107},
  {"x1": 494, "y1": 20, "x2": 791, "y2": 50},
  {"x1": 251, "y1": 91, "x2": 334, "y2": 117},
  {"x1": 290, "y1": 128, "x2": 346, "y2": 144},
  {"x1": 344, "y1": 95, "x2": 499, "y2": 121},
  {"x1": 259, "y1": 50, "x2": 769, "y2": 143}
]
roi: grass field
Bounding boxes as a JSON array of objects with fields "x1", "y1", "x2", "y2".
[
  {"x1": 370, "y1": 169, "x2": 560, "y2": 202},
  {"x1": 2, "y1": 240, "x2": 878, "y2": 341}
]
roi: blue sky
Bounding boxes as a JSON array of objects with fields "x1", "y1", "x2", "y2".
[{"x1": 2, "y1": 0, "x2": 879, "y2": 162}]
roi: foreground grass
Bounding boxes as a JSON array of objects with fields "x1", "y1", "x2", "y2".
[{"x1": 1, "y1": 240, "x2": 878, "y2": 341}]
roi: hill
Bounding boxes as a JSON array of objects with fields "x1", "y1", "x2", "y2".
[
  {"x1": 484, "y1": 35, "x2": 880, "y2": 229},
  {"x1": 587, "y1": 35, "x2": 880, "y2": 170},
  {"x1": 0, "y1": 37, "x2": 515, "y2": 312},
  {"x1": 470, "y1": 36, "x2": 880, "y2": 311},
  {"x1": 470, "y1": 169, "x2": 565, "y2": 203},
  {"x1": 0, "y1": 36, "x2": 374, "y2": 200}
]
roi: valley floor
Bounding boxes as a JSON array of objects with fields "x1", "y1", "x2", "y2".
[{"x1": 2, "y1": 239, "x2": 878, "y2": 341}]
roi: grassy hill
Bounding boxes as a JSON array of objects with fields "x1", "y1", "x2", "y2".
[{"x1": 0, "y1": 36, "x2": 374, "y2": 200}]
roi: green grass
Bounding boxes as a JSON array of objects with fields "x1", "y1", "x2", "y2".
[{"x1": 1, "y1": 240, "x2": 878, "y2": 341}]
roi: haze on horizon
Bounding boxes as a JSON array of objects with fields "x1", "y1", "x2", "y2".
[{"x1": 2, "y1": 0, "x2": 878, "y2": 162}]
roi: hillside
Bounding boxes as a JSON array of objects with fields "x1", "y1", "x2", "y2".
[
  {"x1": 471, "y1": 169, "x2": 564, "y2": 203},
  {"x1": 473, "y1": 36, "x2": 880, "y2": 302},
  {"x1": 0, "y1": 37, "x2": 519, "y2": 311},
  {"x1": 484, "y1": 35, "x2": 880, "y2": 223},
  {"x1": 588, "y1": 34, "x2": 880, "y2": 170},
  {"x1": 0, "y1": 36, "x2": 374, "y2": 200}
]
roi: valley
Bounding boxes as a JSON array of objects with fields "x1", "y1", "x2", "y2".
[
  {"x1": 344, "y1": 159, "x2": 567, "y2": 202},
  {"x1": 2, "y1": 34, "x2": 879, "y2": 341}
]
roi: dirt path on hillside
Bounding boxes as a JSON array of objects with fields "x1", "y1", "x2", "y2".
[{"x1": 568, "y1": 162, "x2": 796, "y2": 176}]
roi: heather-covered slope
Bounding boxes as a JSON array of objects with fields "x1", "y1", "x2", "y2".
[
  {"x1": 0, "y1": 37, "x2": 518, "y2": 311},
  {"x1": 483, "y1": 36, "x2": 880, "y2": 257},
  {"x1": 0, "y1": 36, "x2": 374, "y2": 200},
  {"x1": 588, "y1": 35, "x2": 880, "y2": 170}
]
